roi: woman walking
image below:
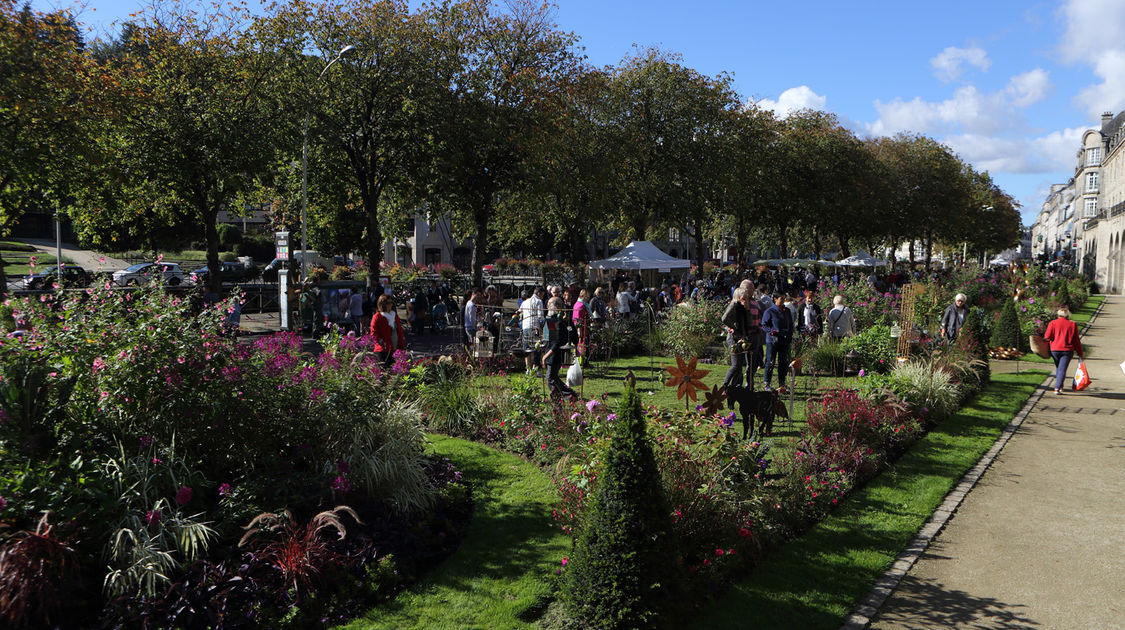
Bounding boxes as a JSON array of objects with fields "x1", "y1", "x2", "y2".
[
  {"x1": 1042, "y1": 308, "x2": 1084, "y2": 394},
  {"x1": 370, "y1": 294, "x2": 406, "y2": 366}
]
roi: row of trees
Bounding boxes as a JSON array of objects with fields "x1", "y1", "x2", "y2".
[{"x1": 1, "y1": 0, "x2": 1021, "y2": 291}]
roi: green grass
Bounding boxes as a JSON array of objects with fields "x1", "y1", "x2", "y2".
[
  {"x1": 0, "y1": 240, "x2": 38, "y2": 252},
  {"x1": 2, "y1": 253, "x2": 73, "y2": 277},
  {"x1": 344, "y1": 434, "x2": 569, "y2": 630},
  {"x1": 695, "y1": 369, "x2": 1049, "y2": 630}
]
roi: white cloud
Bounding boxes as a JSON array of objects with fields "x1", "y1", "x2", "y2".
[
  {"x1": 755, "y1": 86, "x2": 827, "y2": 118},
  {"x1": 866, "y1": 85, "x2": 1013, "y2": 136},
  {"x1": 943, "y1": 127, "x2": 1084, "y2": 175},
  {"x1": 931, "y1": 45, "x2": 991, "y2": 82},
  {"x1": 1006, "y1": 68, "x2": 1051, "y2": 107},
  {"x1": 1060, "y1": 0, "x2": 1125, "y2": 116}
]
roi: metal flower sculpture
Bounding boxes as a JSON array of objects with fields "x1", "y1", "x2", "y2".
[
  {"x1": 664, "y1": 356, "x2": 710, "y2": 403},
  {"x1": 702, "y1": 385, "x2": 726, "y2": 416}
]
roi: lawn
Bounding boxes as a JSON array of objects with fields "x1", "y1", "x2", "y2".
[
  {"x1": 694, "y1": 369, "x2": 1049, "y2": 629},
  {"x1": 345, "y1": 434, "x2": 570, "y2": 630}
]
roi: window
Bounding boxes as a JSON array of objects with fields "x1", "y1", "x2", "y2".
[
  {"x1": 1087, "y1": 171, "x2": 1099, "y2": 192},
  {"x1": 1085, "y1": 198, "x2": 1098, "y2": 218},
  {"x1": 1087, "y1": 147, "x2": 1101, "y2": 166},
  {"x1": 425, "y1": 248, "x2": 442, "y2": 266}
]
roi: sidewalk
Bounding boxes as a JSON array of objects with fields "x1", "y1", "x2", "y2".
[
  {"x1": 15, "y1": 238, "x2": 131, "y2": 273},
  {"x1": 868, "y1": 297, "x2": 1125, "y2": 629}
]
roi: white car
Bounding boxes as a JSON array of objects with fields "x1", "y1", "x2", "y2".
[{"x1": 112, "y1": 262, "x2": 186, "y2": 287}]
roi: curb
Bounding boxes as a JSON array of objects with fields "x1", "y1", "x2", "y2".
[{"x1": 840, "y1": 295, "x2": 1107, "y2": 630}]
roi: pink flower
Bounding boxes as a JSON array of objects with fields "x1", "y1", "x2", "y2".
[
  {"x1": 175, "y1": 486, "x2": 193, "y2": 506},
  {"x1": 218, "y1": 483, "x2": 232, "y2": 496},
  {"x1": 139, "y1": 435, "x2": 153, "y2": 448},
  {"x1": 151, "y1": 457, "x2": 163, "y2": 465},
  {"x1": 571, "y1": 412, "x2": 581, "y2": 421},
  {"x1": 561, "y1": 557, "x2": 567, "y2": 566},
  {"x1": 332, "y1": 474, "x2": 351, "y2": 492},
  {"x1": 858, "y1": 369, "x2": 866, "y2": 377},
  {"x1": 0, "y1": 495, "x2": 6, "y2": 512},
  {"x1": 585, "y1": 399, "x2": 600, "y2": 412},
  {"x1": 607, "y1": 413, "x2": 617, "y2": 422},
  {"x1": 145, "y1": 509, "x2": 162, "y2": 526}
]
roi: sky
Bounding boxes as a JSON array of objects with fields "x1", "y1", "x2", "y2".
[{"x1": 41, "y1": 0, "x2": 1125, "y2": 225}]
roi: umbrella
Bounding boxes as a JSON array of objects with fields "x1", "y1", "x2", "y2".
[{"x1": 836, "y1": 250, "x2": 887, "y2": 267}]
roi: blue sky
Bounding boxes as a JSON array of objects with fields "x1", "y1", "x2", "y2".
[{"x1": 49, "y1": 0, "x2": 1125, "y2": 224}]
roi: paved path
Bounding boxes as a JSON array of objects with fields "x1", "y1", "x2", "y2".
[{"x1": 869, "y1": 297, "x2": 1125, "y2": 630}]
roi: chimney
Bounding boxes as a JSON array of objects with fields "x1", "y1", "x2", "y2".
[{"x1": 1102, "y1": 111, "x2": 1114, "y2": 130}]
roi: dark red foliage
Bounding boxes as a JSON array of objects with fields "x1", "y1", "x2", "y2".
[{"x1": 0, "y1": 514, "x2": 80, "y2": 629}]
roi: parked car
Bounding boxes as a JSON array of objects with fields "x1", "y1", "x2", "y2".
[
  {"x1": 22, "y1": 265, "x2": 91, "y2": 290},
  {"x1": 190, "y1": 261, "x2": 248, "y2": 285},
  {"x1": 261, "y1": 258, "x2": 287, "y2": 282},
  {"x1": 112, "y1": 262, "x2": 186, "y2": 287}
]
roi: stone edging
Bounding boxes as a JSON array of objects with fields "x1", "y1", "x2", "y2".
[{"x1": 839, "y1": 295, "x2": 1107, "y2": 630}]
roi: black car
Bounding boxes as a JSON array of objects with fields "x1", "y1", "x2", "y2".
[
  {"x1": 190, "y1": 262, "x2": 248, "y2": 284},
  {"x1": 22, "y1": 265, "x2": 91, "y2": 290}
]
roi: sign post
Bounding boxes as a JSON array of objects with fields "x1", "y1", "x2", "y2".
[{"x1": 276, "y1": 231, "x2": 290, "y2": 331}]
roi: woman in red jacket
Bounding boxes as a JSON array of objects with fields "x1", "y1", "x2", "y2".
[
  {"x1": 1042, "y1": 308, "x2": 1084, "y2": 394},
  {"x1": 370, "y1": 294, "x2": 406, "y2": 366}
]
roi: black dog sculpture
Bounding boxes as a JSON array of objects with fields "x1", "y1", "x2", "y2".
[{"x1": 726, "y1": 385, "x2": 789, "y2": 439}]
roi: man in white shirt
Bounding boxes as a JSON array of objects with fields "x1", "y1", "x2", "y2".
[
  {"x1": 615, "y1": 283, "x2": 632, "y2": 318},
  {"x1": 518, "y1": 288, "x2": 544, "y2": 374},
  {"x1": 349, "y1": 290, "x2": 364, "y2": 331},
  {"x1": 464, "y1": 291, "x2": 479, "y2": 348}
]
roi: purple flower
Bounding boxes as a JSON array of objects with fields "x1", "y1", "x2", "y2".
[
  {"x1": 585, "y1": 399, "x2": 600, "y2": 412},
  {"x1": 218, "y1": 483, "x2": 232, "y2": 496},
  {"x1": 332, "y1": 474, "x2": 352, "y2": 492},
  {"x1": 308, "y1": 388, "x2": 325, "y2": 401},
  {"x1": 607, "y1": 413, "x2": 618, "y2": 422},
  {"x1": 139, "y1": 435, "x2": 153, "y2": 448},
  {"x1": 858, "y1": 369, "x2": 866, "y2": 377},
  {"x1": 0, "y1": 495, "x2": 6, "y2": 513},
  {"x1": 571, "y1": 412, "x2": 581, "y2": 421},
  {"x1": 175, "y1": 486, "x2": 193, "y2": 506},
  {"x1": 721, "y1": 412, "x2": 735, "y2": 428}
]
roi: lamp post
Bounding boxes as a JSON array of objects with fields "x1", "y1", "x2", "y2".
[{"x1": 301, "y1": 44, "x2": 355, "y2": 279}]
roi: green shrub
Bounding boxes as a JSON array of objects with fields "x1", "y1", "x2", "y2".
[
  {"x1": 216, "y1": 224, "x2": 242, "y2": 250},
  {"x1": 563, "y1": 383, "x2": 679, "y2": 628},
  {"x1": 840, "y1": 324, "x2": 896, "y2": 373},
  {"x1": 660, "y1": 299, "x2": 724, "y2": 360},
  {"x1": 989, "y1": 299, "x2": 1021, "y2": 349},
  {"x1": 886, "y1": 358, "x2": 962, "y2": 420},
  {"x1": 809, "y1": 339, "x2": 845, "y2": 375}
]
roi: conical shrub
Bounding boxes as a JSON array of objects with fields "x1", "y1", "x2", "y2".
[
  {"x1": 990, "y1": 298, "x2": 1021, "y2": 350},
  {"x1": 562, "y1": 383, "x2": 678, "y2": 629}
]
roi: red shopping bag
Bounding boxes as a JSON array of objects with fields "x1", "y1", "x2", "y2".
[{"x1": 1073, "y1": 361, "x2": 1091, "y2": 391}]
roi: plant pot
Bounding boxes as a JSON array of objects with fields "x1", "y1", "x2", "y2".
[
  {"x1": 1029, "y1": 334, "x2": 1050, "y2": 359},
  {"x1": 791, "y1": 357, "x2": 803, "y2": 375}
]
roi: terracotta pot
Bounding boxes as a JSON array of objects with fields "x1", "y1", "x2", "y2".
[{"x1": 1029, "y1": 334, "x2": 1050, "y2": 359}]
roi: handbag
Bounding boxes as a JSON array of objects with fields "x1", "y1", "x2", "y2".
[{"x1": 1073, "y1": 361, "x2": 1091, "y2": 391}]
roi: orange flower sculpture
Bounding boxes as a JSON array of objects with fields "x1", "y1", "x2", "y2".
[
  {"x1": 664, "y1": 356, "x2": 709, "y2": 402},
  {"x1": 702, "y1": 385, "x2": 726, "y2": 416}
]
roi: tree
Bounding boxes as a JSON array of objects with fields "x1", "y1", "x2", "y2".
[
  {"x1": 990, "y1": 297, "x2": 1021, "y2": 349},
  {"x1": 562, "y1": 381, "x2": 679, "y2": 628},
  {"x1": 429, "y1": 0, "x2": 580, "y2": 287},
  {"x1": 263, "y1": 0, "x2": 447, "y2": 285},
  {"x1": 83, "y1": 5, "x2": 291, "y2": 289},
  {"x1": 0, "y1": 1, "x2": 103, "y2": 293},
  {"x1": 713, "y1": 105, "x2": 780, "y2": 265}
]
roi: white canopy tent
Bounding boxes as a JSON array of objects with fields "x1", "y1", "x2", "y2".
[
  {"x1": 589, "y1": 241, "x2": 692, "y2": 271},
  {"x1": 835, "y1": 249, "x2": 887, "y2": 267}
]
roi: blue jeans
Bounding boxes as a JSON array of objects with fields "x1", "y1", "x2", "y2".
[
  {"x1": 764, "y1": 340, "x2": 790, "y2": 390},
  {"x1": 1050, "y1": 350, "x2": 1074, "y2": 390}
]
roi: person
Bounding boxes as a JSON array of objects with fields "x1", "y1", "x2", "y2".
[
  {"x1": 298, "y1": 288, "x2": 316, "y2": 335},
  {"x1": 572, "y1": 288, "x2": 590, "y2": 355},
  {"x1": 761, "y1": 293, "x2": 793, "y2": 393},
  {"x1": 615, "y1": 282, "x2": 632, "y2": 319},
  {"x1": 827, "y1": 295, "x2": 856, "y2": 340},
  {"x1": 940, "y1": 293, "x2": 970, "y2": 342},
  {"x1": 337, "y1": 289, "x2": 352, "y2": 333},
  {"x1": 802, "y1": 291, "x2": 822, "y2": 337},
  {"x1": 430, "y1": 299, "x2": 448, "y2": 332},
  {"x1": 483, "y1": 285, "x2": 502, "y2": 353},
  {"x1": 542, "y1": 288, "x2": 577, "y2": 399},
  {"x1": 409, "y1": 288, "x2": 429, "y2": 336},
  {"x1": 1043, "y1": 308, "x2": 1084, "y2": 395},
  {"x1": 463, "y1": 290, "x2": 480, "y2": 348},
  {"x1": 518, "y1": 288, "x2": 544, "y2": 374},
  {"x1": 721, "y1": 287, "x2": 751, "y2": 391},
  {"x1": 370, "y1": 294, "x2": 406, "y2": 366},
  {"x1": 349, "y1": 289, "x2": 364, "y2": 332},
  {"x1": 589, "y1": 287, "x2": 609, "y2": 326}
]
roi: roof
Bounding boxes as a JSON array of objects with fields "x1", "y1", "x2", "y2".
[{"x1": 589, "y1": 241, "x2": 692, "y2": 270}]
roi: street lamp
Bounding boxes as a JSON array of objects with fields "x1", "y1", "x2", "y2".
[{"x1": 301, "y1": 44, "x2": 355, "y2": 279}]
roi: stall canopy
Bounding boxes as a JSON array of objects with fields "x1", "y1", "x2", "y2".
[
  {"x1": 589, "y1": 240, "x2": 692, "y2": 271},
  {"x1": 835, "y1": 249, "x2": 887, "y2": 267}
]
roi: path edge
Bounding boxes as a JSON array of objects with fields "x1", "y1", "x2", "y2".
[{"x1": 839, "y1": 296, "x2": 1108, "y2": 630}]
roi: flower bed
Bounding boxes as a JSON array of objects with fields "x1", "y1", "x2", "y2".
[{"x1": 0, "y1": 286, "x2": 468, "y2": 628}]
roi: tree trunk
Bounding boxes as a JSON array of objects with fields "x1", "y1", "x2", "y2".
[
  {"x1": 694, "y1": 219, "x2": 706, "y2": 271},
  {"x1": 923, "y1": 231, "x2": 933, "y2": 272},
  {"x1": 778, "y1": 224, "x2": 789, "y2": 260},
  {"x1": 471, "y1": 202, "x2": 491, "y2": 289},
  {"x1": 203, "y1": 205, "x2": 221, "y2": 293},
  {"x1": 908, "y1": 239, "x2": 916, "y2": 267},
  {"x1": 365, "y1": 210, "x2": 383, "y2": 289}
]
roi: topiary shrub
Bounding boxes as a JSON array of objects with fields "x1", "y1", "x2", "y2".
[
  {"x1": 989, "y1": 299, "x2": 1021, "y2": 350},
  {"x1": 563, "y1": 382, "x2": 679, "y2": 629},
  {"x1": 216, "y1": 223, "x2": 242, "y2": 250}
]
